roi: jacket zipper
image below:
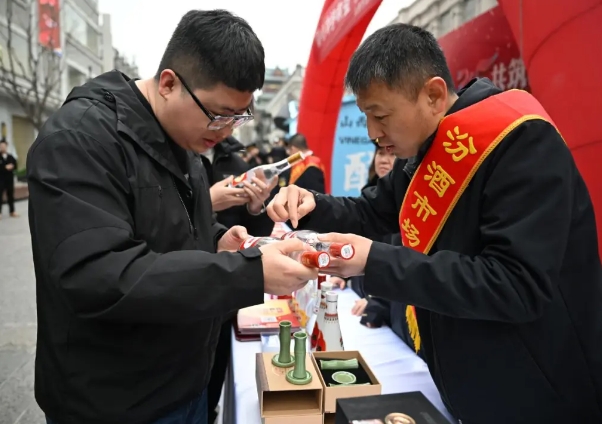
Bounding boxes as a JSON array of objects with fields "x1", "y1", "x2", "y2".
[{"x1": 171, "y1": 175, "x2": 197, "y2": 238}]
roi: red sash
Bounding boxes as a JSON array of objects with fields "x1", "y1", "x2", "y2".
[
  {"x1": 399, "y1": 90, "x2": 558, "y2": 352},
  {"x1": 290, "y1": 155, "x2": 325, "y2": 185}
]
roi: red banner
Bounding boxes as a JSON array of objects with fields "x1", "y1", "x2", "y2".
[
  {"x1": 38, "y1": 0, "x2": 61, "y2": 53},
  {"x1": 438, "y1": 6, "x2": 528, "y2": 92},
  {"x1": 314, "y1": 0, "x2": 382, "y2": 62}
]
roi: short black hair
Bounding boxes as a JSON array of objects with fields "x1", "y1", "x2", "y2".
[
  {"x1": 0, "y1": 139, "x2": 7, "y2": 145},
  {"x1": 345, "y1": 23, "x2": 454, "y2": 99},
  {"x1": 156, "y1": 10, "x2": 265, "y2": 92},
  {"x1": 288, "y1": 133, "x2": 308, "y2": 150}
]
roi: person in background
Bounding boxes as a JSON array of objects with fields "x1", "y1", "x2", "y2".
[
  {"x1": 267, "y1": 23, "x2": 602, "y2": 423},
  {"x1": 28, "y1": 10, "x2": 316, "y2": 424},
  {"x1": 201, "y1": 135, "x2": 276, "y2": 424},
  {"x1": 349, "y1": 143, "x2": 417, "y2": 356},
  {"x1": 286, "y1": 133, "x2": 326, "y2": 193},
  {"x1": 243, "y1": 143, "x2": 262, "y2": 167},
  {"x1": 0, "y1": 139, "x2": 18, "y2": 218}
]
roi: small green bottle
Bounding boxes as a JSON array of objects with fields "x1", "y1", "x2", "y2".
[
  {"x1": 286, "y1": 331, "x2": 312, "y2": 385},
  {"x1": 272, "y1": 320, "x2": 295, "y2": 368}
]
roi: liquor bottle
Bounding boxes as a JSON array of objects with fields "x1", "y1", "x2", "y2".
[
  {"x1": 310, "y1": 281, "x2": 333, "y2": 351},
  {"x1": 321, "y1": 291, "x2": 344, "y2": 351},
  {"x1": 282, "y1": 230, "x2": 355, "y2": 260},
  {"x1": 239, "y1": 236, "x2": 330, "y2": 269},
  {"x1": 228, "y1": 150, "x2": 313, "y2": 188}
]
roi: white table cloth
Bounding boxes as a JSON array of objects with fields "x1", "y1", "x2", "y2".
[{"x1": 223, "y1": 288, "x2": 456, "y2": 423}]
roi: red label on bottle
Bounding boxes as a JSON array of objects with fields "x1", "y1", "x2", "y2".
[{"x1": 232, "y1": 172, "x2": 247, "y2": 184}]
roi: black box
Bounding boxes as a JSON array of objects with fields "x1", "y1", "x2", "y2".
[{"x1": 335, "y1": 392, "x2": 452, "y2": 424}]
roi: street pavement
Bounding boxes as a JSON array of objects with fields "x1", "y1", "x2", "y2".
[{"x1": 0, "y1": 201, "x2": 45, "y2": 424}]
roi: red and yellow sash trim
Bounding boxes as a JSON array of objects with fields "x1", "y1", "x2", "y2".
[
  {"x1": 399, "y1": 89, "x2": 558, "y2": 353},
  {"x1": 290, "y1": 155, "x2": 325, "y2": 185}
]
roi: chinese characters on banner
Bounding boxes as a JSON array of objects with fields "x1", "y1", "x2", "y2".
[
  {"x1": 331, "y1": 96, "x2": 374, "y2": 196},
  {"x1": 438, "y1": 5, "x2": 529, "y2": 92},
  {"x1": 401, "y1": 125, "x2": 474, "y2": 247},
  {"x1": 38, "y1": 0, "x2": 61, "y2": 53},
  {"x1": 490, "y1": 58, "x2": 529, "y2": 91},
  {"x1": 314, "y1": 0, "x2": 382, "y2": 62}
]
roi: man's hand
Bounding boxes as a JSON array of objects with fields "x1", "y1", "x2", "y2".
[
  {"x1": 329, "y1": 276, "x2": 347, "y2": 289},
  {"x1": 244, "y1": 176, "x2": 277, "y2": 214},
  {"x1": 267, "y1": 185, "x2": 316, "y2": 228},
  {"x1": 210, "y1": 176, "x2": 249, "y2": 212},
  {"x1": 352, "y1": 298, "x2": 368, "y2": 316},
  {"x1": 259, "y1": 239, "x2": 320, "y2": 295},
  {"x1": 217, "y1": 225, "x2": 249, "y2": 252},
  {"x1": 5, "y1": 163, "x2": 14, "y2": 171},
  {"x1": 318, "y1": 233, "x2": 373, "y2": 278}
]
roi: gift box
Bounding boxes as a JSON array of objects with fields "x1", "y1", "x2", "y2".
[
  {"x1": 255, "y1": 352, "x2": 323, "y2": 424},
  {"x1": 311, "y1": 350, "x2": 382, "y2": 416},
  {"x1": 335, "y1": 392, "x2": 452, "y2": 424}
]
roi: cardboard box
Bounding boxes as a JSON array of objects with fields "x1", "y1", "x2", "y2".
[
  {"x1": 256, "y1": 352, "x2": 324, "y2": 424},
  {"x1": 312, "y1": 351, "x2": 382, "y2": 413},
  {"x1": 335, "y1": 392, "x2": 452, "y2": 424}
]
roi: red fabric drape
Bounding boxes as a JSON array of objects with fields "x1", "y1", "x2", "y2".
[{"x1": 499, "y1": 0, "x2": 602, "y2": 255}]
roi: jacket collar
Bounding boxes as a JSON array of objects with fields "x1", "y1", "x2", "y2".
[
  {"x1": 64, "y1": 71, "x2": 189, "y2": 187},
  {"x1": 404, "y1": 77, "x2": 502, "y2": 177}
]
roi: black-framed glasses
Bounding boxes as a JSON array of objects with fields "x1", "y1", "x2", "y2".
[{"x1": 174, "y1": 71, "x2": 254, "y2": 131}]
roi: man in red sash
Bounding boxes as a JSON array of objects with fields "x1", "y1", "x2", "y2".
[
  {"x1": 268, "y1": 24, "x2": 602, "y2": 424},
  {"x1": 286, "y1": 133, "x2": 326, "y2": 193}
]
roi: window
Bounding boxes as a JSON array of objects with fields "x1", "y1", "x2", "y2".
[
  {"x1": 464, "y1": 0, "x2": 477, "y2": 21},
  {"x1": 64, "y1": 3, "x2": 99, "y2": 55},
  {"x1": 440, "y1": 10, "x2": 453, "y2": 35},
  {"x1": 68, "y1": 66, "x2": 87, "y2": 91}
]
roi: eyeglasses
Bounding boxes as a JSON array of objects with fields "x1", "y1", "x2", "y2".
[{"x1": 174, "y1": 71, "x2": 254, "y2": 131}]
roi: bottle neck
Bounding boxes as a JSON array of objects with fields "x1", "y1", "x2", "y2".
[{"x1": 326, "y1": 297, "x2": 338, "y2": 315}]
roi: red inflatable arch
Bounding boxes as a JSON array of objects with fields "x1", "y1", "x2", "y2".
[{"x1": 298, "y1": 0, "x2": 602, "y2": 254}]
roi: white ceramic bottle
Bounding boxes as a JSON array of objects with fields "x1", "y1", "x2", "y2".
[
  {"x1": 310, "y1": 281, "x2": 333, "y2": 351},
  {"x1": 321, "y1": 291, "x2": 344, "y2": 351}
]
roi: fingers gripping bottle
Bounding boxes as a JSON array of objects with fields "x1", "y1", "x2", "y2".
[
  {"x1": 239, "y1": 237, "x2": 331, "y2": 269},
  {"x1": 281, "y1": 231, "x2": 355, "y2": 260},
  {"x1": 228, "y1": 151, "x2": 313, "y2": 188}
]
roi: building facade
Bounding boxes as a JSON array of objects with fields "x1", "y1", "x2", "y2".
[
  {"x1": 390, "y1": 0, "x2": 498, "y2": 37},
  {"x1": 0, "y1": 0, "x2": 136, "y2": 164}
]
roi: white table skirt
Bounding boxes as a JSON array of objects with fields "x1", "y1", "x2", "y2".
[{"x1": 224, "y1": 288, "x2": 456, "y2": 423}]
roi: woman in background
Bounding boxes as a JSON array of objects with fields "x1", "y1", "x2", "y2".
[{"x1": 330, "y1": 141, "x2": 421, "y2": 356}]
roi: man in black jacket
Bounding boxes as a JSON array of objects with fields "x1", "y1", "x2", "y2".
[
  {"x1": 27, "y1": 10, "x2": 317, "y2": 424},
  {"x1": 0, "y1": 139, "x2": 18, "y2": 218},
  {"x1": 268, "y1": 24, "x2": 602, "y2": 424}
]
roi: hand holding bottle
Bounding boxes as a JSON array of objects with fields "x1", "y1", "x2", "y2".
[
  {"x1": 243, "y1": 176, "x2": 278, "y2": 214},
  {"x1": 210, "y1": 176, "x2": 249, "y2": 212},
  {"x1": 258, "y1": 239, "x2": 320, "y2": 296}
]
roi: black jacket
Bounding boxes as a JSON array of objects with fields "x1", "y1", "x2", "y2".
[
  {"x1": 298, "y1": 78, "x2": 602, "y2": 423},
  {"x1": 27, "y1": 71, "x2": 265, "y2": 424},
  {"x1": 0, "y1": 152, "x2": 17, "y2": 182},
  {"x1": 203, "y1": 136, "x2": 274, "y2": 236}
]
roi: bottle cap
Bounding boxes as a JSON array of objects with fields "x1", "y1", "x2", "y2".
[
  {"x1": 328, "y1": 243, "x2": 355, "y2": 259},
  {"x1": 321, "y1": 281, "x2": 334, "y2": 292},
  {"x1": 325, "y1": 291, "x2": 338, "y2": 302},
  {"x1": 299, "y1": 251, "x2": 330, "y2": 268}
]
